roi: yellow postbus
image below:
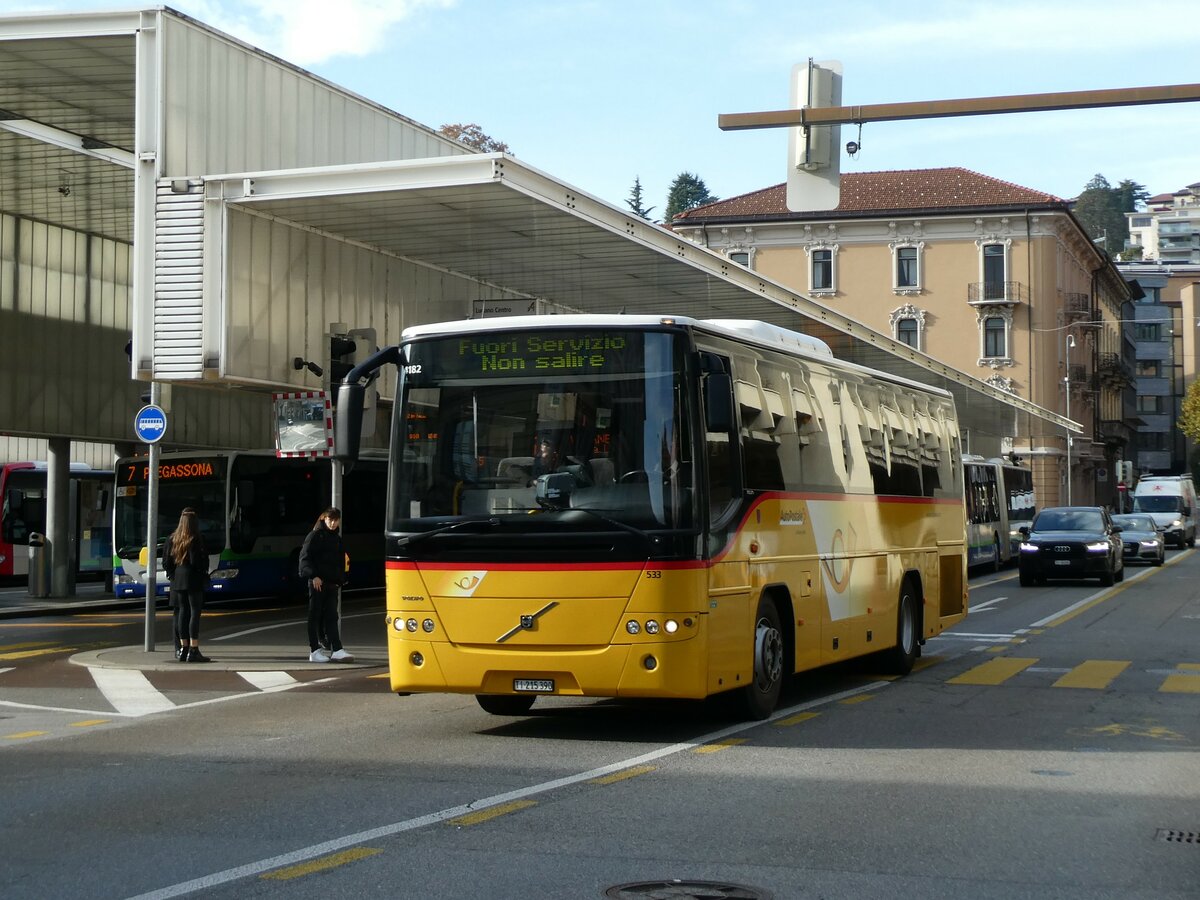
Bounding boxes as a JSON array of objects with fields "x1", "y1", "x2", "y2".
[{"x1": 336, "y1": 315, "x2": 968, "y2": 719}]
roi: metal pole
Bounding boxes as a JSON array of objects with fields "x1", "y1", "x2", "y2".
[
  {"x1": 1065, "y1": 334, "x2": 1074, "y2": 507},
  {"x1": 144, "y1": 382, "x2": 160, "y2": 652}
]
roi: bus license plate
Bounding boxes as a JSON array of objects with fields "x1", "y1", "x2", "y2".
[{"x1": 513, "y1": 678, "x2": 554, "y2": 693}]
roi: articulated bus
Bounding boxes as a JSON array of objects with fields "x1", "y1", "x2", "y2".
[
  {"x1": 0, "y1": 462, "x2": 113, "y2": 586},
  {"x1": 112, "y1": 450, "x2": 386, "y2": 600},
  {"x1": 335, "y1": 314, "x2": 969, "y2": 720},
  {"x1": 964, "y1": 455, "x2": 1036, "y2": 570}
]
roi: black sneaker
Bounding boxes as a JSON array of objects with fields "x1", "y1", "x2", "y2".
[{"x1": 186, "y1": 648, "x2": 212, "y2": 663}]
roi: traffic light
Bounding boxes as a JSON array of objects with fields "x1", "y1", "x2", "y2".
[{"x1": 326, "y1": 334, "x2": 357, "y2": 388}]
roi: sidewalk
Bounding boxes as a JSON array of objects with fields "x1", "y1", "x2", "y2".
[{"x1": 1, "y1": 583, "x2": 388, "y2": 673}]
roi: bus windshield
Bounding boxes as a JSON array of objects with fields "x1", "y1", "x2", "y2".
[{"x1": 391, "y1": 328, "x2": 694, "y2": 536}]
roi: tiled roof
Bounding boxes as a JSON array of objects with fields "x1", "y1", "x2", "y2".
[{"x1": 672, "y1": 167, "x2": 1067, "y2": 222}]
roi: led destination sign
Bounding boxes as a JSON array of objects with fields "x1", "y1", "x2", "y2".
[
  {"x1": 117, "y1": 458, "x2": 227, "y2": 486},
  {"x1": 412, "y1": 330, "x2": 643, "y2": 379}
]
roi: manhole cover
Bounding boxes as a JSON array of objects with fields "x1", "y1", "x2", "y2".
[{"x1": 605, "y1": 880, "x2": 771, "y2": 899}]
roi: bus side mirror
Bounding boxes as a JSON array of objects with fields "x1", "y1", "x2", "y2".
[
  {"x1": 334, "y1": 382, "x2": 365, "y2": 463},
  {"x1": 704, "y1": 373, "x2": 734, "y2": 433}
]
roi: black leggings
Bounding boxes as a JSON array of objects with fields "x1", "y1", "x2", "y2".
[
  {"x1": 172, "y1": 587, "x2": 204, "y2": 641},
  {"x1": 307, "y1": 582, "x2": 342, "y2": 652}
]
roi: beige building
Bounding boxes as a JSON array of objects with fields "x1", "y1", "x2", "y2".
[{"x1": 672, "y1": 168, "x2": 1136, "y2": 508}]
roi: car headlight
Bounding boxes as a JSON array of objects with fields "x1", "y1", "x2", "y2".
[
  {"x1": 1020, "y1": 542, "x2": 1039, "y2": 552},
  {"x1": 1086, "y1": 541, "x2": 1111, "y2": 552},
  {"x1": 1171, "y1": 519, "x2": 1183, "y2": 528},
  {"x1": 1139, "y1": 540, "x2": 1160, "y2": 548}
]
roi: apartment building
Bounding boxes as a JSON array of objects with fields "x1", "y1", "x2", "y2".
[
  {"x1": 671, "y1": 168, "x2": 1137, "y2": 508},
  {"x1": 1127, "y1": 183, "x2": 1200, "y2": 264}
]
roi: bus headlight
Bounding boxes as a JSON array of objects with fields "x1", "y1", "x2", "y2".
[
  {"x1": 406, "y1": 618, "x2": 419, "y2": 632},
  {"x1": 211, "y1": 568, "x2": 239, "y2": 580},
  {"x1": 645, "y1": 619, "x2": 660, "y2": 634},
  {"x1": 664, "y1": 619, "x2": 679, "y2": 634},
  {"x1": 626, "y1": 620, "x2": 640, "y2": 635},
  {"x1": 115, "y1": 574, "x2": 134, "y2": 585},
  {"x1": 393, "y1": 618, "x2": 406, "y2": 632},
  {"x1": 422, "y1": 618, "x2": 435, "y2": 633}
]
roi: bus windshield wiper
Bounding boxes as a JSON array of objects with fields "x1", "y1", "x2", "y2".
[
  {"x1": 397, "y1": 516, "x2": 500, "y2": 547},
  {"x1": 550, "y1": 505, "x2": 660, "y2": 549}
]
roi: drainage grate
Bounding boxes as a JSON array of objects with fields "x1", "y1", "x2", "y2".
[
  {"x1": 1155, "y1": 829, "x2": 1199, "y2": 844},
  {"x1": 605, "y1": 880, "x2": 771, "y2": 899}
]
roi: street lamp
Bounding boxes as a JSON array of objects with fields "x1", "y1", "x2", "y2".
[{"x1": 1065, "y1": 333, "x2": 1075, "y2": 506}]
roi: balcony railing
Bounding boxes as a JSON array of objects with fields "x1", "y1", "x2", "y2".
[
  {"x1": 968, "y1": 281, "x2": 1027, "y2": 305},
  {"x1": 1063, "y1": 292, "x2": 1091, "y2": 319}
]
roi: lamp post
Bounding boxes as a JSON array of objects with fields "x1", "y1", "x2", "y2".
[{"x1": 1065, "y1": 333, "x2": 1075, "y2": 506}]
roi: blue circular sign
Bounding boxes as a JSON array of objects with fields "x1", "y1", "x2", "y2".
[{"x1": 133, "y1": 404, "x2": 168, "y2": 443}]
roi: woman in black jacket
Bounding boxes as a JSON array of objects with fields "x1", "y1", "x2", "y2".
[
  {"x1": 164, "y1": 508, "x2": 211, "y2": 663},
  {"x1": 298, "y1": 507, "x2": 353, "y2": 662}
]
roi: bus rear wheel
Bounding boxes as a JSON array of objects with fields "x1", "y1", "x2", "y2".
[
  {"x1": 883, "y1": 580, "x2": 919, "y2": 675},
  {"x1": 475, "y1": 694, "x2": 536, "y2": 716},
  {"x1": 737, "y1": 597, "x2": 784, "y2": 720}
]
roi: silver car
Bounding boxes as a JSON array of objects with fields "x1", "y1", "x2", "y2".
[{"x1": 1112, "y1": 514, "x2": 1166, "y2": 567}]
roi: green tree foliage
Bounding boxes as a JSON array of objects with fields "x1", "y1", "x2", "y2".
[
  {"x1": 664, "y1": 172, "x2": 717, "y2": 222},
  {"x1": 1179, "y1": 378, "x2": 1200, "y2": 443},
  {"x1": 439, "y1": 123, "x2": 511, "y2": 154},
  {"x1": 1072, "y1": 173, "x2": 1148, "y2": 254},
  {"x1": 625, "y1": 176, "x2": 656, "y2": 220}
]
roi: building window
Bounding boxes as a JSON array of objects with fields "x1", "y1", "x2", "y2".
[
  {"x1": 1136, "y1": 395, "x2": 1162, "y2": 414},
  {"x1": 891, "y1": 242, "x2": 923, "y2": 293},
  {"x1": 889, "y1": 303, "x2": 926, "y2": 351},
  {"x1": 1136, "y1": 431, "x2": 1167, "y2": 451},
  {"x1": 896, "y1": 318, "x2": 918, "y2": 348},
  {"x1": 727, "y1": 249, "x2": 753, "y2": 269},
  {"x1": 982, "y1": 242, "x2": 1006, "y2": 300},
  {"x1": 1135, "y1": 322, "x2": 1163, "y2": 341},
  {"x1": 1136, "y1": 360, "x2": 1161, "y2": 377},
  {"x1": 983, "y1": 316, "x2": 1006, "y2": 358},
  {"x1": 811, "y1": 248, "x2": 833, "y2": 291}
]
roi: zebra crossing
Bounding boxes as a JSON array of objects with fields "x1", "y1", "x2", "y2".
[{"x1": 943, "y1": 655, "x2": 1200, "y2": 692}]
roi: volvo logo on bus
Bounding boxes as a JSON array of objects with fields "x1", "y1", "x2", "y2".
[{"x1": 496, "y1": 601, "x2": 559, "y2": 643}]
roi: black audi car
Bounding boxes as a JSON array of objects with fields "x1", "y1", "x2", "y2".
[{"x1": 1018, "y1": 506, "x2": 1124, "y2": 587}]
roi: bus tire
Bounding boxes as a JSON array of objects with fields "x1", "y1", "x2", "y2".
[
  {"x1": 475, "y1": 694, "x2": 536, "y2": 716},
  {"x1": 737, "y1": 597, "x2": 784, "y2": 720},
  {"x1": 992, "y1": 535, "x2": 1002, "y2": 573},
  {"x1": 883, "y1": 580, "x2": 919, "y2": 676}
]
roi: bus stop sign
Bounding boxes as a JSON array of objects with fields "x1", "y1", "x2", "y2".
[{"x1": 133, "y1": 404, "x2": 168, "y2": 443}]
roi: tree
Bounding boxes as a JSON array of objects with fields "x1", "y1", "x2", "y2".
[
  {"x1": 664, "y1": 172, "x2": 717, "y2": 222},
  {"x1": 625, "y1": 176, "x2": 655, "y2": 220},
  {"x1": 1072, "y1": 173, "x2": 1148, "y2": 254},
  {"x1": 438, "y1": 123, "x2": 510, "y2": 154},
  {"x1": 1179, "y1": 378, "x2": 1200, "y2": 444}
]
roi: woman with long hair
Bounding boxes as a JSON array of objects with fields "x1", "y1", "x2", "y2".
[
  {"x1": 298, "y1": 506, "x2": 353, "y2": 662},
  {"x1": 164, "y1": 507, "x2": 211, "y2": 663}
]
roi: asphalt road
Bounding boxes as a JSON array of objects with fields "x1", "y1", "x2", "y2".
[{"x1": 2, "y1": 552, "x2": 1198, "y2": 900}]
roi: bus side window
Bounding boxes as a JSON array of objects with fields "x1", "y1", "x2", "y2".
[{"x1": 702, "y1": 356, "x2": 740, "y2": 529}]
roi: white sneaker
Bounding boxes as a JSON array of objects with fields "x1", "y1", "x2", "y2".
[
  {"x1": 309, "y1": 648, "x2": 331, "y2": 662},
  {"x1": 330, "y1": 648, "x2": 354, "y2": 662}
]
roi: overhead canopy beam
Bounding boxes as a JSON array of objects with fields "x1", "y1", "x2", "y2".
[
  {"x1": 0, "y1": 113, "x2": 134, "y2": 167},
  {"x1": 719, "y1": 82, "x2": 1200, "y2": 131}
]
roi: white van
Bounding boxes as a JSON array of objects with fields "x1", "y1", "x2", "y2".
[{"x1": 1132, "y1": 475, "x2": 1197, "y2": 548}]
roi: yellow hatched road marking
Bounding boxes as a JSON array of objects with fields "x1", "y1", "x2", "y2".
[
  {"x1": 589, "y1": 765, "x2": 656, "y2": 784},
  {"x1": 1053, "y1": 660, "x2": 1130, "y2": 689},
  {"x1": 839, "y1": 694, "x2": 874, "y2": 704},
  {"x1": 0, "y1": 647, "x2": 77, "y2": 661},
  {"x1": 775, "y1": 711, "x2": 820, "y2": 727},
  {"x1": 448, "y1": 799, "x2": 537, "y2": 826},
  {"x1": 261, "y1": 847, "x2": 382, "y2": 880},
  {"x1": 0, "y1": 641, "x2": 54, "y2": 650},
  {"x1": 0, "y1": 622, "x2": 123, "y2": 628},
  {"x1": 5, "y1": 731, "x2": 48, "y2": 739},
  {"x1": 948, "y1": 657, "x2": 1037, "y2": 685},
  {"x1": 694, "y1": 737, "x2": 748, "y2": 754},
  {"x1": 1160, "y1": 663, "x2": 1200, "y2": 694},
  {"x1": 70, "y1": 719, "x2": 110, "y2": 727},
  {"x1": 911, "y1": 655, "x2": 945, "y2": 673}
]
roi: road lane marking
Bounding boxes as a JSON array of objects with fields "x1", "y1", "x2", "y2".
[
  {"x1": 694, "y1": 737, "x2": 748, "y2": 753},
  {"x1": 123, "y1": 678, "x2": 888, "y2": 900},
  {"x1": 948, "y1": 657, "x2": 1037, "y2": 685},
  {"x1": 91, "y1": 668, "x2": 175, "y2": 716},
  {"x1": 70, "y1": 719, "x2": 111, "y2": 727},
  {"x1": 1030, "y1": 565, "x2": 1155, "y2": 628},
  {"x1": 775, "y1": 711, "x2": 820, "y2": 726},
  {"x1": 0, "y1": 646, "x2": 79, "y2": 661},
  {"x1": 1053, "y1": 660, "x2": 1130, "y2": 689},
  {"x1": 1160, "y1": 663, "x2": 1200, "y2": 694},
  {"x1": 448, "y1": 800, "x2": 537, "y2": 826},
  {"x1": 969, "y1": 596, "x2": 1008, "y2": 612},
  {"x1": 5, "y1": 730, "x2": 48, "y2": 739},
  {"x1": 260, "y1": 848, "x2": 381, "y2": 881},
  {"x1": 238, "y1": 671, "x2": 296, "y2": 691},
  {"x1": 589, "y1": 765, "x2": 656, "y2": 784},
  {"x1": 838, "y1": 694, "x2": 873, "y2": 704}
]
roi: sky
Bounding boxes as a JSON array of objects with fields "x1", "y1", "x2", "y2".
[{"x1": 8, "y1": 0, "x2": 1200, "y2": 214}]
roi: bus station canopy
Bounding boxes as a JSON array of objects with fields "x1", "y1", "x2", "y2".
[{"x1": 207, "y1": 153, "x2": 1069, "y2": 448}]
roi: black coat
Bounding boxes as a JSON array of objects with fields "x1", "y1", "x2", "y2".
[
  {"x1": 299, "y1": 524, "x2": 345, "y2": 585},
  {"x1": 164, "y1": 534, "x2": 209, "y2": 591}
]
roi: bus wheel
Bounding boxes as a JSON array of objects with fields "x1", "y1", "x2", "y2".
[
  {"x1": 475, "y1": 694, "x2": 536, "y2": 716},
  {"x1": 884, "y1": 581, "x2": 919, "y2": 676},
  {"x1": 992, "y1": 535, "x2": 1002, "y2": 573},
  {"x1": 738, "y1": 597, "x2": 784, "y2": 720}
]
